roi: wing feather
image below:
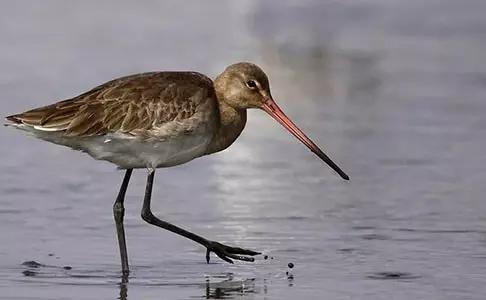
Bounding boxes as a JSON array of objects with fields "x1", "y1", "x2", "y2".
[{"x1": 6, "y1": 72, "x2": 216, "y2": 138}]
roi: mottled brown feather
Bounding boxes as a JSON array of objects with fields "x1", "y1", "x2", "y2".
[{"x1": 7, "y1": 72, "x2": 216, "y2": 137}]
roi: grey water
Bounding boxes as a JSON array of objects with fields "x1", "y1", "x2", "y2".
[{"x1": 1, "y1": 1, "x2": 486, "y2": 299}]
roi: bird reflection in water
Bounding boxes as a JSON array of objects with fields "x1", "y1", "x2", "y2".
[
  {"x1": 114, "y1": 273, "x2": 260, "y2": 300},
  {"x1": 204, "y1": 277, "x2": 257, "y2": 299}
]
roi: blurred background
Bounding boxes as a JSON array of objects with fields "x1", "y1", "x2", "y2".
[{"x1": 1, "y1": 1, "x2": 486, "y2": 299}]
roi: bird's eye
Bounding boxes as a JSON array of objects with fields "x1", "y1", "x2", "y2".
[{"x1": 246, "y1": 80, "x2": 257, "y2": 89}]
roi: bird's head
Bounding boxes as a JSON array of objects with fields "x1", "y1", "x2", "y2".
[
  {"x1": 214, "y1": 62, "x2": 272, "y2": 109},
  {"x1": 215, "y1": 62, "x2": 349, "y2": 180}
]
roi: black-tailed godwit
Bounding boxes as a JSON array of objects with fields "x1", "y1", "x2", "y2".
[{"x1": 5, "y1": 62, "x2": 349, "y2": 274}]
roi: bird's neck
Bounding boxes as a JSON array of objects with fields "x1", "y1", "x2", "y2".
[{"x1": 205, "y1": 97, "x2": 247, "y2": 155}]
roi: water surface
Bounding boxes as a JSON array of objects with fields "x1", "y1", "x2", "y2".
[{"x1": 1, "y1": 1, "x2": 486, "y2": 299}]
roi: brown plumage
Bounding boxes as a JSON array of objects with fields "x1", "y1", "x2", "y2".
[
  {"x1": 7, "y1": 72, "x2": 216, "y2": 137},
  {"x1": 6, "y1": 62, "x2": 349, "y2": 177}
]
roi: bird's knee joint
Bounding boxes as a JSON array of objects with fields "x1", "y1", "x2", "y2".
[
  {"x1": 113, "y1": 203, "x2": 125, "y2": 219},
  {"x1": 113, "y1": 202, "x2": 125, "y2": 212}
]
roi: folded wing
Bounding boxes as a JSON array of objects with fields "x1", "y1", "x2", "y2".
[{"x1": 6, "y1": 72, "x2": 216, "y2": 138}]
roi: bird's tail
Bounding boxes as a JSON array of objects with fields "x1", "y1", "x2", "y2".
[{"x1": 4, "y1": 114, "x2": 23, "y2": 127}]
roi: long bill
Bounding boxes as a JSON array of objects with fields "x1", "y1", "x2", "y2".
[{"x1": 262, "y1": 99, "x2": 349, "y2": 180}]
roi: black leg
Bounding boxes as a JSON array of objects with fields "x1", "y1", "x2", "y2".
[
  {"x1": 141, "y1": 168, "x2": 260, "y2": 264},
  {"x1": 118, "y1": 273, "x2": 128, "y2": 300},
  {"x1": 113, "y1": 169, "x2": 132, "y2": 275}
]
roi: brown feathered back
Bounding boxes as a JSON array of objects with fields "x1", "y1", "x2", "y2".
[{"x1": 7, "y1": 72, "x2": 216, "y2": 137}]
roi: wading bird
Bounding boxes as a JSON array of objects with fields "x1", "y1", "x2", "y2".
[{"x1": 5, "y1": 62, "x2": 349, "y2": 274}]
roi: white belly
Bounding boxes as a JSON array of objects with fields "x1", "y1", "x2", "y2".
[
  {"x1": 13, "y1": 125, "x2": 213, "y2": 169},
  {"x1": 79, "y1": 133, "x2": 212, "y2": 169}
]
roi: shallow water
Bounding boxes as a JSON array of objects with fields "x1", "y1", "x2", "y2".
[{"x1": 1, "y1": 1, "x2": 486, "y2": 299}]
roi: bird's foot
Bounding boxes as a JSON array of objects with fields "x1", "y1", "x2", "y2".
[{"x1": 205, "y1": 241, "x2": 260, "y2": 264}]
